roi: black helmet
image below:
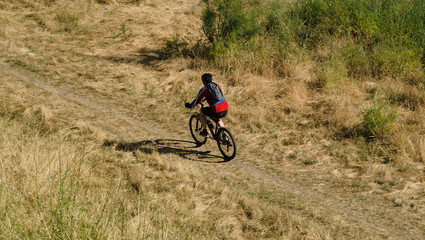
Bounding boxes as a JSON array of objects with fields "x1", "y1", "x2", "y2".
[{"x1": 202, "y1": 73, "x2": 213, "y2": 85}]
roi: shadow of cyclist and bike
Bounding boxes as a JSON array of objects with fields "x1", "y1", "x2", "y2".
[{"x1": 103, "y1": 139, "x2": 230, "y2": 163}]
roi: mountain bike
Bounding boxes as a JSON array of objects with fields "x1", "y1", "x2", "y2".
[{"x1": 189, "y1": 102, "x2": 237, "y2": 161}]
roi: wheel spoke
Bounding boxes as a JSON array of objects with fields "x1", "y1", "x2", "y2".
[
  {"x1": 216, "y1": 128, "x2": 236, "y2": 160},
  {"x1": 189, "y1": 115, "x2": 207, "y2": 145}
]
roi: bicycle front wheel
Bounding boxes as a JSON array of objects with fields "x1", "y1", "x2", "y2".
[
  {"x1": 216, "y1": 128, "x2": 237, "y2": 160},
  {"x1": 189, "y1": 115, "x2": 207, "y2": 145}
]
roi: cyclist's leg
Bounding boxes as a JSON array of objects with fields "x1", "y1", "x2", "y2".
[
  {"x1": 201, "y1": 107, "x2": 214, "y2": 129},
  {"x1": 214, "y1": 110, "x2": 227, "y2": 128},
  {"x1": 217, "y1": 119, "x2": 225, "y2": 128},
  {"x1": 199, "y1": 108, "x2": 207, "y2": 129}
]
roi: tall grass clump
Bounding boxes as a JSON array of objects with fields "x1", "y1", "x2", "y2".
[
  {"x1": 363, "y1": 101, "x2": 397, "y2": 139},
  {"x1": 200, "y1": 0, "x2": 424, "y2": 80},
  {"x1": 200, "y1": 0, "x2": 303, "y2": 76},
  {"x1": 293, "y1": 0, "x2": 424, "y2": 80},
  {"x1": 201, "y1": 0, "x2": 263, "y2": 57}
]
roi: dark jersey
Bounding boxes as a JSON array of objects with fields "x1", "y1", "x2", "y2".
[{"x1": 189, "y1": 84, "x2": 228, "y2": 113}]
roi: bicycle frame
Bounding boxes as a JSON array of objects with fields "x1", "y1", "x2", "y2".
[
  {"x1": 198, "y1": 102, "x2": 220, "y2": 140},
  {"x1": 188, "y1": 100, "x2": 237, "y2": 160}
]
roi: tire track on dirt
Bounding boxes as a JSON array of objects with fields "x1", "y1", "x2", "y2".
[
  {"x1": 1, "y1": 64, "x2": 422, "y2": 240},
  {"x1": 0, "y1": 64, "x2": 168, "y2": 136}
]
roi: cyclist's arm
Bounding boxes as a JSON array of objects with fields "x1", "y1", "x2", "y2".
[{"x1": 188, "y1": 87, "x2": 206, "y2": 108}]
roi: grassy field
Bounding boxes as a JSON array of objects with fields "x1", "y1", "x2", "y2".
[
  {"x1": 0, "y1": 68, "x2": 343, "y2": 239},
  {"x1": 1, "y1": 0, "x2": 424, "y2": 239}
]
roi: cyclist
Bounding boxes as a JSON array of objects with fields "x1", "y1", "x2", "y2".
[{"x1": 185, "y1": 73, "x2": 228, "y2": 136}]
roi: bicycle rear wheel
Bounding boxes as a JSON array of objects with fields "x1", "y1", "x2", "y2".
[
  {"x1": 189, "y1": 115, "x2": 207, "y2": 145},
  {"x1": 216, "y1": 128, "x2": 236, "y2": 160}
]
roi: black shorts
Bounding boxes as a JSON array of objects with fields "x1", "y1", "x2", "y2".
[{"x1": 202, "y1": 107, "x2": 227, "y2": 120}]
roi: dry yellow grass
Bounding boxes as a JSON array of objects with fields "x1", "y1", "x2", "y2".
[
  {"x1": 0, "y1": 78, "x2": 341, "y2": 239},
  {"x1": 1, "y1": 0, "x2": 425, "y2": 239}
]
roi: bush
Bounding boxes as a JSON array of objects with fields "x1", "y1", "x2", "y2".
[
  {"x1": 372, "y1": 45, "x2": 422, "y2": 78},
  {"x1": 343, "y1": 43, "x2": 370, "y2": 77},
  {"x1": 201, "y1": 0, "x2": 262, "y2": 56},
  {"x1": 363, "y1": 102, "x2": 396, "y2": 139},
  {"x1": 294, "y1": 0, "x2": 424, "y2": 77},
  {"x1": 199, "y1": 0, "x2": 424, "y2": 78},
  {"x1": 202, "y1": 0, "x2": 261, "y2": 43}
]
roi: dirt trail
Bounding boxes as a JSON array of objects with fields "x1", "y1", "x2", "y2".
[{"x1": 1, "y1": 63, "x2": 423, "y2": 240}]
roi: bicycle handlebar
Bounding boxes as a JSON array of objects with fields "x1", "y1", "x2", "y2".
[
  {"x1": 187, "y1": 99, "x2": 206, "y2": 109},
  {"x1": 196, "y1": 99, "x2": 207, "y2": 108}
]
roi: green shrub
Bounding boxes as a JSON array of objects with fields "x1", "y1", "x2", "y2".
[
  {"x1": 372, "y1": 45, "x2": 421, "y2": 77},
  {"x1": 363, "y1": 102, "x2": 397, "y2": 139},
  {"x1": 293, "y1": 0, "x2": 335, "y2": 46},
  {"x1": 199, "y1": 0, "x2": 424, "y2": 77},
  {"x1": 293, "y1": 0, "x2": 424, "y2": 77},
  {"x1": 343, "y1": 43, "x2": 370, "y2": 78},
  {"x1": 201, "y1": 0, "x2": 262, "y2": 56},
  {"x1": 202, "y1": 0, "x2": 261, "y2": 42}
]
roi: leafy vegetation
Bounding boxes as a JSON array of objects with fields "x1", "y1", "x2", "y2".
[
  {"x1": 197, "y1": 0, "x2": 425, "y2": 184},
  {"x1": 201, "y1": 0, "x2": 262, "y2": 57},
  {"x1": 201, "y1": 0, "x2": 424, "y2": 80},
  {"x1": 363, "y1": 101, "x2": 397, "y2": 139}
]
